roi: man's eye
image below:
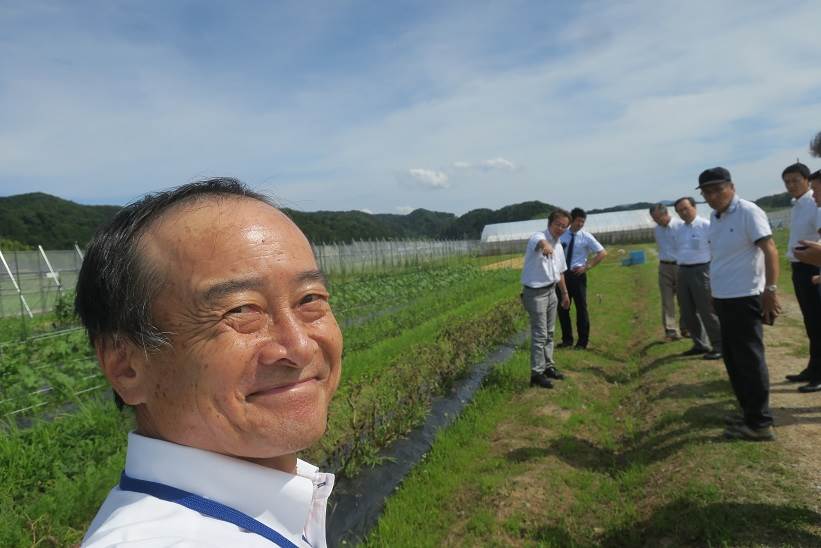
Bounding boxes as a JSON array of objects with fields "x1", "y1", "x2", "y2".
[
  {"x1": 300, "y1": 293, "x2": 328, "y2": 305},
  {"x1": 227, "y1": 304, "x2": 256, "y2": 314}
]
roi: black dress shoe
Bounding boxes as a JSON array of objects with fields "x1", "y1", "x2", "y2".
[
  {"x1": 703, "y1": 352, "x2": 722, "y2": 360},
  {"x1": 786, "y1": 370, "x2": 810, "y2": 383},
  {"x1": 530, "y1": 373, "x2": 554, "y2": 389},
  {"x1": 798, "y1": 381, "x2": 821, "y2": 393},
  {"x1": 544, "y1": 367, "x2": 565, "y2": 380},
  {"x1": 556, "y1": 341, "x2": 573, "y2": 349},
  {"x1": 682, "y1": 346, "x2": 710, "y2": 356},
  {"x1": 574, "y1": 344, "x2": 587, "y2": 350}
]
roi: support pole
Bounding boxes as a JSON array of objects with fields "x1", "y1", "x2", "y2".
[{"x1": 0, "y1": 249, "x2": 33, "y2": 318}]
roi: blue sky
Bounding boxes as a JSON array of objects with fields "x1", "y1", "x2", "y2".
[{"x1": 1, "y1": 0, "x2": 820, "y2": 215}]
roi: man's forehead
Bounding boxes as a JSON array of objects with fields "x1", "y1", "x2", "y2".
[{"x1": 140, "y1": 197, "x2": 313, "y2": 271}]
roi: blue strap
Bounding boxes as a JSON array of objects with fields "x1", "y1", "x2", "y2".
[{"x1": 119, "y1": 471, "x2": 300, "y2": 548}]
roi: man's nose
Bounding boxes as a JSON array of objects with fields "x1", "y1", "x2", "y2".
[{"x1": 259, "y1": 311, "x2": 317, "y2": 368}]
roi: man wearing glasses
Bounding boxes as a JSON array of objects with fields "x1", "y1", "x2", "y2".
[{"x1": 698, "y1": 167, "x2": 781, "y2": 441}]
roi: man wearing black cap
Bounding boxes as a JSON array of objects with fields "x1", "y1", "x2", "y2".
[
  {"x1": 781, "y1": 163, "x2": 821, "y2": 393},
  {"x1": 698, "y1": 167, "x2": 781, "y2": 441}
]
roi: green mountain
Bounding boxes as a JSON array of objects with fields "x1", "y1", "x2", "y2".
[
  {"x1": 0, "y1": 189, "x2": 796, "y2": 250},
  {"x1": 0, "y1": 193, "x2": 120, "y2": 249},
  {"x1": 440, "y1": 200, "x2": 557, "y2": 239},
  {"x1": 754, "y1": 192, "x2": 791, "y2": 211}
]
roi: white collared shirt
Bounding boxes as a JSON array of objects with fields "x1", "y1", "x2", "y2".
[
  {"x1": 673, "y1": 216, "x2": 711, "y2": 265},
  {"x1": 654, "y1": 217, "x2": 682, "y2": 262},
  {"x1": 558, "y1": 229, "x2": 604, "y2": 269},
  {"x1": 787, "y1": 189, "x2": 818, "y2": 261},
  {"x1": 708, "y1": 195, "x2": 772, "y2": 299},
  {"x1": 521, "y1": 230, "x2": 567, "y2": 287},
  {"x1": 82, "y1": 433, "x2": 334, "y2": 548}
]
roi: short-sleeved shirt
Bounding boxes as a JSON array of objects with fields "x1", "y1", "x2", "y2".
[
  {"x1": 653, "y1": 217, "x2": 682, "y2": 262},
  {"x1": 559, "y1": 229, "x2": 604, "y2": 269},
  {"x1": 787, "y1": 190, "x2": 818, "y2": 262},
  {"x1": 521, "y1": 231, "x2": 567, "y2": 288},
  {"x1": 708, "y1": 195, "x2": 772, "y2": 299},
  {"x1": 673, "y1": 216, "x2": 711, "y2": 265}
]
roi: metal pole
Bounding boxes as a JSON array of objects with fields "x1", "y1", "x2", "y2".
[
  {"x1": 74, "y1": 242, "x2": 84, "y2": 261},
  {"x1": 0, "y1": 249, "x2": 33, "y2": 318},
  {"x1": 38, "y1": 245, "x2": 64, "y2": 294}
]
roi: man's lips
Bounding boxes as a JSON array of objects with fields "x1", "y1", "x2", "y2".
[{"x1": 247, "y1": 377, "x2": 321, "y2": 398}]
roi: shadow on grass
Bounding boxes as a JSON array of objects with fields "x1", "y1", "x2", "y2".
[
  {"x1": 653, "y1": 379, "x2": 728, "y2": 400},
  {"x1": 507, "y1": 400, "x2": 738, "y2": 474},
  {"x1": 597, "y1": 499, "x2": 821, "y2": 548}
]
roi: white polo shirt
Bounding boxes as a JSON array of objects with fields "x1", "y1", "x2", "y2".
[
  {"x1": 708, "y1": 195, "x2": 772, "y2": 299},
  {"x1": 787, "y1": 190, "x2": 818, "y2": 262},
  {"x1": 673, "y1": 216, "x2": 711, "y2": 265},
  {"x1": 521, "y1": 230, "x2": 567, "y2": 288},
  {"x1": 654, "y1": 217, "x2": 682, "y2": 263},
  {"x1": 559, "y1": 229, "x2": 604, "y2": 269},
  {"x1": 82, "y1": 432, "x2": 334, "y2": 548}
]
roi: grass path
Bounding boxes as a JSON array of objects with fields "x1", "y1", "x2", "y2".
[{"x1": 366, "y1": 259, "x2": 821, "y2": 547}]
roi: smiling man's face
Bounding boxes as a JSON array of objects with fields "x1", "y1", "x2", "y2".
[{"x1": 130, "y1": 197, "x2": 342, "y2": 464}]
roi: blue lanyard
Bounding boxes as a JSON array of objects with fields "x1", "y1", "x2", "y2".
[{"x1": 119, "y1": 471, "x2": 301, "y2": 548}]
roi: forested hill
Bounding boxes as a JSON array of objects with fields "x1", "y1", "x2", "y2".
[
  {"x1": 0, "y1": 193, "x2": 120, "y2": 249},
  {"x1": 0, "y1": 193, "x2": 559, "y2": 248},
  {"x1": 2, "y1": 190, "x2": 793, "y2": 249}
]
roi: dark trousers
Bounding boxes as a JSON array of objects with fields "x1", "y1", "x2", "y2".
[
  {"x1": 557, "y1": 272, "x2": 589, "y2": 346},
  {"x1": 713, "y1": 296, "x2": 773, "y2": 429},
  {"x1": 792, "y1": 262, "x2": 821, "y2": 381}
]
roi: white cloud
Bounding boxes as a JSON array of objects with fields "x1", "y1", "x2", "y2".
[
  {"x1": 358, "y1": 208, "x2": 373, "y2": 214},
  {"x1": 395, "y1": 206, "x2": 414, "y2": 214},
  {"x1": 451, "y1": 157, "x2": 517, "y2": 172},
  {"x1": 402, "y1": 168, "x2": 450, "y2": 189}
]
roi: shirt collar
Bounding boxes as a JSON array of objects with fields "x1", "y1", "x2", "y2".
[
  {"x1": 715, "y1": 194, "x2": 739, "y2": 219},
  {"x1": 124, "y1": 432, "x2": 332, "y2": 541}
]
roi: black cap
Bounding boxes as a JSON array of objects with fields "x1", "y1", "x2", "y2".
[{"x1": 696, "y1": 167, "x2": 732, "y2": 189}]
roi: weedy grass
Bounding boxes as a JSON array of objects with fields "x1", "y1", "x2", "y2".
[{"x1": 366, "y1": 250, "x2": 821, "y2": 547}]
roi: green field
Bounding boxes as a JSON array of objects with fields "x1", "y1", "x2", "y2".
[
  {"x1": 4, "y1": 232, "x2": 818, "y2": 547},
  {"x1": 366, "y1": 235, "x2": 821, "y2": 547}
]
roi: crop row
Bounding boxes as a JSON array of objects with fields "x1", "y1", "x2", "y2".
[{"x1": 0, "y1": 263, "x2": 499, "y2": 418}]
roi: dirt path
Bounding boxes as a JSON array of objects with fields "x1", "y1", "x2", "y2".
[{"x1": 765, "y1": 293, "x2": 821, "y2": 501}]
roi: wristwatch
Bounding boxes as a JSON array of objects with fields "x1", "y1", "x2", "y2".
[{"x1": 765, "y1": 284, "x2": 777, "y2": 293}]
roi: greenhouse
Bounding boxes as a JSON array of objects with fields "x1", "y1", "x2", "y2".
[{"x1": 481, "y1": 203, "x2": 718, "y2": 245}]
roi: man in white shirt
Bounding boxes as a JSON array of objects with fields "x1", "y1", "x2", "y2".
[
  {"x1": 673, "y1": 197, "x2": 722, "y2": 360},
  {"x1": 698, "y1": 167, "x2": 781, "y2": 441},
  {"x1": 77, "y1": 179, "x2": 342, "y2": 547},
  {"x1": 557, "y1": 208, "x2": 607, "y2": 350},
  {"x1": 795, "y1": 169, "x2": 821, "y2": 269},
  {"x1": 521, "y1": 209, "x2": 572, "y2": 389},
  {"x1": 781, "y1": 163, "x2": 821, "y2": 392},
  {"x1": 650, "y1": 203, "x2": 684, "y2": 340}
]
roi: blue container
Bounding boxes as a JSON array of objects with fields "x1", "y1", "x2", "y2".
[{"x1": 629, "y1": 250, "x2": 646, "y2": 265}]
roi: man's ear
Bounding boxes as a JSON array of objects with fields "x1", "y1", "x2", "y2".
[{"x1": 95, "y1": 337, "x2": 151, "y2": 406}]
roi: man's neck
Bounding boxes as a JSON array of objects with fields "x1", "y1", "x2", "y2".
[{"x1": 136, "y1": 416, "x2": 300, "y2": 475}]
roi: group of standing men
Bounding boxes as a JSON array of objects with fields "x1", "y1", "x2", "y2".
[
  {"x1": 520, "y1": 207, "x2": 606, "y2": 389},
  {"x1": 651, "y1": 164, "x2": 821, "y2": 442}
]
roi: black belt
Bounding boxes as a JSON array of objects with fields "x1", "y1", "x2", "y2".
[
  {"x1": 523, "y1": 283, "x2": 556, "y2": 291},
  {"x1": 679, "y1": 262, "x2": 709, "y2": 267},
  {"x1": 659, "y1": 260, "x2": 676, "y2": 265}
]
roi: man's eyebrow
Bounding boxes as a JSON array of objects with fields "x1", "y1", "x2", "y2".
[
  {"x1": 297, "y1": 269, "x2": 328, "y2": 288},
  {"x1": 200, "y1": 270, "x2": 328, "y2": 304},
  {"x1": 200, "y1": 277, "x2": 266, "y2": 304}
]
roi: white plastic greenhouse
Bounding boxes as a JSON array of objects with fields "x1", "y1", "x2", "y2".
[{"x1": 480, "y1": 204, "x2": 716, "y2": 244}]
